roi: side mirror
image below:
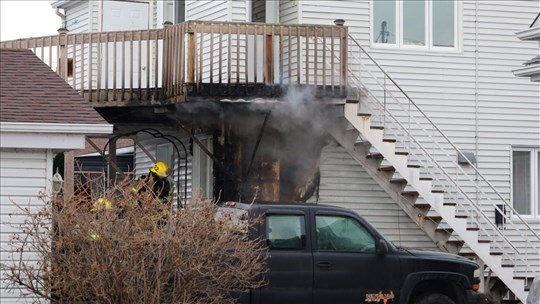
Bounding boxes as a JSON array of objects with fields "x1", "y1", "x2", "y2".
[{"x1": 376, "y1": 239, "x2": 388, "y2": 255}]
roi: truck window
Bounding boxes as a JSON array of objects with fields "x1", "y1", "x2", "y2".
[
  {"x1": 316, "y1": 215, "x2": 375, "y2": 253},
  {"x1": 266, "y1": 215, "x2": 305, "y2": 250}
]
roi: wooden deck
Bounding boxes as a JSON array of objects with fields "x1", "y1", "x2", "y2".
[{"x1": 1, "y1": 21, "x2": 349, "y2": 108}]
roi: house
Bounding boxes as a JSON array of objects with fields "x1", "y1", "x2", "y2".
[
  {"x1": 2, "y1": 0, "x2": 538, "y2": 302},
  {"x1": 0, "y1": 49, "x2": 113, "y2": 302}
]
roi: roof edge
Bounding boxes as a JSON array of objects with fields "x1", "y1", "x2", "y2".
[
  {"x1": 516, "y1": 26, "x2": 540, "y2": 41},
  {"x1": 0, "y1": 122, "x2": 113, "y2": 135}
]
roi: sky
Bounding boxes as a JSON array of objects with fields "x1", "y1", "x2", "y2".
[{"x1": 0, "y1": 0, "x2": 59, "y2": 41}]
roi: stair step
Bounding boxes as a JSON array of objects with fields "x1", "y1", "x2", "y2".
[
  {"x1": 478, "y1": 240, "x2": 491, "y2": 243},
  {"x1": 414, "y1": 203, "x2": 431, "y2": 210},
  {"x1": 490, "y1": 252, "x2": 503, "y2": 256},
  {"x1": 407, "y1": 164, "x2": 421, "y2": 168},
  {"x1": 419, "y1": 177, "x2": 433, "y2": 181},
  {"x1": 459, "y1": 252, "x2": 478, "y2": 257},
  {"x1": 455, "y1": 215, "x2": 468, "y2": 219},
  {"x1": 432, "y1": 189, "x2": 445, "y2": 194},
  {"x1": 395, "y1": 151, "x2": 409, "y2": 156},
  {"x1": 436, "y1": 227, "x2": 454, "y2": 234},
  {"x1": 425, "y1": 215, "x2": 443, "y2": 223},
  {"x1": 379, "y1": 166, "x2": 395, "y2": 172},
  {"x1": 443, "y1": 202, "x2": 457, "y2": 206},
  {"x1": 466, "y1": 227, "x2": 480, "y2": 231},
  {"x1": 447, "y1": 240, "x2": 465, "y2": 246},
  {"x1": 390, "y1": 178, "x2": 407, "y2": 184},
  {"x1": 370, "y1": 126, "x2": 384, "y2": 130},
  {"x1": 367, "y1": 153, "x2": 384, "y2": 159},
  {"x1": 501, "y1": 264, "x2": 515, "y2": 268},
  {"x1": 402, "y1": 190, "x2": 419, "y2": 197},
  {"x1": 346, "y1": 99, "x2": 359, "y2": 103},
  {"x1": 357, "y1": 113, "x2": 372, "y2": 117},
  {"x1": 382, "y1": 138, "x2": 397, "y2": 143}
]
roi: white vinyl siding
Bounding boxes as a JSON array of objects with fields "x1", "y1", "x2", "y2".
[
  {"x1": 186, "y1": 0, "x2": 229, "y2": 21},
  {"x1": 316, "y1": 144, "x2": 440, "y2": 251},
  {"x1": 300, "y1": 0, "x2": 540, "y2": 277},
  {"x1": 0, "y1": 149, "x2": 50, "y2": 303}
]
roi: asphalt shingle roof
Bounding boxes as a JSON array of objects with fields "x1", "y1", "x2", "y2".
[{"x1": 0, "y1": 48, "x2": 107, "y2": 124}]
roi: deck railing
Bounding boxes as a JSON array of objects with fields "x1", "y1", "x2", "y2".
[{"x1": 0, "y1": 21, "x2": 348, "y2": 105}]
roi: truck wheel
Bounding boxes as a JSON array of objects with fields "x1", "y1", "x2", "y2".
[{"x1": 413, "y1": 293, "x2": 456, "y2": 304}]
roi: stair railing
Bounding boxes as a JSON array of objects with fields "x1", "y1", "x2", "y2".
[{"x1": 341, "y1": 34, "x2": 539, "y2": 281}]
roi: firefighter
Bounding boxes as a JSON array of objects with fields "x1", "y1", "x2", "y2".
[{"x1": 131, "y1": 161, "x2": 173, "y2": 223}]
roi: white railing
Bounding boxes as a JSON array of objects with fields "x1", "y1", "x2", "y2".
[{"x1": 344, "y1": 34, "x2": 539, "y2": 280}]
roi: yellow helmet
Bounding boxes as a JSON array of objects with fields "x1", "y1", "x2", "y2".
[{"x1": 150, "y1": 161, "x2": 171, "y2": 178}]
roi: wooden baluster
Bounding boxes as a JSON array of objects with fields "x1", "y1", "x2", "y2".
[
  {"x1": 254, "y1": 25, "x2": 258, "y2": 84},
  {"x1": 130, "y1": 32, "x2": 134, "y2": 100},
  {"x1": 187, "y1": 28, "x2": 195, "y2": 84},
  {"x1": 236, "y1": 23, "x2": 240, "y2": 88},
  {"x1": 105, "y1": 33, "x2": 109, "y2": 101},
  {"x1": 296, "y1": 26, "x2": 300, "y2": 84},
  {"x1": 154, "y1": 30, "x2": 159, "y2": 100},
  {"x1": 288, "y1": 26, "x2": 291, "y2": 85},
  {"x1": 262, "y1": 25, "x2": 266, "y2": 84},
  {"x1": 138, "y1": 31, "x2": 142, "y2": 100},
  {"x1": 89, "y1": 33, "x2": 93, "y2": 102},
  {"x1": 199, "y1": 28, "x2": 203, "y2": 94},
  {"x1": 219, "y1": 26, "x2": 223, "y2": 87},
  {"x1": 314, "y1": 27, "x2": 318, "y2": 88},
  {"x1": 120, "y1": 32, "x2": 126, "y2": 101},
  {"x1": 80, "y1": 35, "x2": 85, "y2": 99},
  {"x1": 113, "y1": 32, "x2": 118, "y2": 101},
  {"x1": 279, "y1": 26, "x2": 283, "y2": 86},
  {"x1": 146, "y1": 32, "x2": 150, "y2": 100},
  {"x1": 322, "y1": 28, "x2": 326, "y2": 95},
  {"x1": 72, "y1": 40, "x2": 77, "y2": 89},
  {"x1": 210, "y1": 25, "x2": 214, "y2": 87},
  {"x1": 97, "y1": 34, "x2": 102, "y2": 102},
  {"x1": 180, "y1": 24, "x2": 186, "y2": 98},
  {"x1": 331, "y1": 28, "x2": 335, "y2": 96},
  {"x1": 227, "y1": 23, "x2": 231, "y2": 92},
  {"x1": 245, "y1": 24, "x2": 249, "y2": 86},
  {"x1": 305, "y1": 27, "x2": 309, "y2": 85}
]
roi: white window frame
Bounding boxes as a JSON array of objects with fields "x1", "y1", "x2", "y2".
[
  {"x1": 371, "y1": 0, "x2": 461, "y2": 52},
  {"x1": 511, "y1": 147, "x2": 540, "y2": 219}
]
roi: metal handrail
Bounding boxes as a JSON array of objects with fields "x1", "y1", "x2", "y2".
[
  {"x1": 341, "y1": 34, "x2": 540, "y2": 280},
  {"x1": 348, "y1": 34, "x2": 540, "y2": 241}
]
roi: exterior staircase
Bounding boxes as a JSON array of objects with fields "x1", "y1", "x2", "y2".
[{"x1": 326, "y1": 35, "x2": 539, "y2": 303}]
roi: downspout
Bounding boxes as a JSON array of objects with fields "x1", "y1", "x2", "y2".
[{"x1": 55, "y1": 7, "x2": 67, "y2": 29}]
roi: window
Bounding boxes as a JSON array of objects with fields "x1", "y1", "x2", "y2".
[
  {"x1": 266, "y1": 215, "x2": 305, "y2": 250},
  {"x1": 192, "y1": 135, "x2": 213, "y2": 198},
  {"x1": 512, "y1": 148, "x2": 540, "y2": 217},
  {"x1": 372, "y1": 0, "x2": 458, "y2": 49},
  {"x1": 316, "y1": 215, "x2": 375, "y2": 253},
  {"x1": 156, "y1": 143, "x2": 173, "y2": 167}
]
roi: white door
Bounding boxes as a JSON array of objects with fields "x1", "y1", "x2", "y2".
[{"x1": 102, "y1": 1, "x2": 149, "y2": 90}]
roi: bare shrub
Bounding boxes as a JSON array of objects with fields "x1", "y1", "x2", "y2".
[{"x1": 2, "y1": 181, "x2": 267, "y2": 303}]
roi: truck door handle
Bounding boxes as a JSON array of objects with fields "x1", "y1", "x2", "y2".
[{"x1": 316, "y1": 262, "x2": 332, "y2": 269}]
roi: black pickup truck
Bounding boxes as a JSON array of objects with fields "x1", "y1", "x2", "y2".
[{"x1": 218, "y1": 202, "x2": 479, "y2": 304}]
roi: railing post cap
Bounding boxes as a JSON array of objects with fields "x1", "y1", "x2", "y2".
[
  {"x1": 57, "y1": 27, "x2": 69, "y2": 35},
  {"x1": 163, "y1": 21, "x2": 173, "y2": 28},
  {"x1": 334, "y1": 19, "x2": 346, "y2": 26}
]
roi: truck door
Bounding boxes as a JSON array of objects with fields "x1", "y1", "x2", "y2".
[
  {"x1": 311, "y1": 211, "x2": 401, "y2": 304},
  {"x1": 257, "y1": 210, "x2": 313, "y2": 304}
]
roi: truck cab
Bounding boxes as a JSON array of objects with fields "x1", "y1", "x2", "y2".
[{"x1": 218, "y1": 202, "x2": 479, "y2": 304}]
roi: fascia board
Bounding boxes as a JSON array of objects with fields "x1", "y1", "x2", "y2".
[
  {"x1": 0, "y1": 122, "x2": 113, "y2": 135},
  {"x1": 513, "y1": 64, "x2": 540, "y2": 78},
  {"x1": 516, "y1": 27, "x2": 540, "y2": 41}
]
